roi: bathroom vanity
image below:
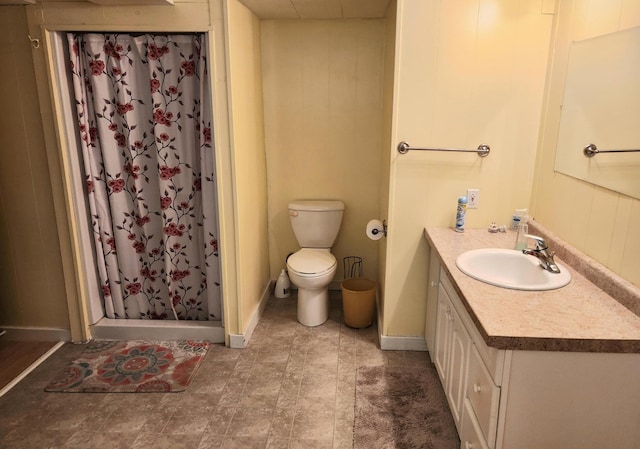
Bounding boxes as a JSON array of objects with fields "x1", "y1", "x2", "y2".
[{"x1": 424, "y1": 226, "x2": 640, "y2": 449}]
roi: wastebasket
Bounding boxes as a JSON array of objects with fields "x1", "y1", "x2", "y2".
[{"x1": 341, "y1": 278, "x2": 376, "y2": 328}]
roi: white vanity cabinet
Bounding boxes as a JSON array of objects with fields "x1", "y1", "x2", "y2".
[
  {"x1": 429, "y1": 264, "x2": 640, "y2": 449},
  {"x1": 433, "y1": 269, "x2": 502, "y2": 447}
]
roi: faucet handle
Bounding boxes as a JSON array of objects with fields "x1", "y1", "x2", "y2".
[{"x1": 524, "y1": 234, "x2": 547, "y2": 250}]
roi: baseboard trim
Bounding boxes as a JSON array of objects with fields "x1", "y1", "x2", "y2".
[
  {"x1": 379, "y1": 334, "x2": 428, "y2": 351},
  {"x1": 374, "y1": 306, "x2": 428, "y2": 351},
  {"x1": 1, "y1": 326, "x2": 71, "y2": 342},
  {"x1": 229, "y1": 281, "x2": 273, "y2": 349},
  {"x1": 228, "y1": 333, "x2": 246, "y2": 349}
]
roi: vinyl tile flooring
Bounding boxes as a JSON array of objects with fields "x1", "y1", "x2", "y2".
[{"x1": 0, "y1": 291, "x2": 432, "y2": 449}]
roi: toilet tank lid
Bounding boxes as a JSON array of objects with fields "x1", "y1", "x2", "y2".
[{"x1": 288, "y1": 200, "x2": 344, "y2": 211}]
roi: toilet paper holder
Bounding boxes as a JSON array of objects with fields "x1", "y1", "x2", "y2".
[{"x1": 372, "y1": 220, "x2": 387, "y2": 237}]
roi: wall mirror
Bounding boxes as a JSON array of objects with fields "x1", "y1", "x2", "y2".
[{"x1": 554, "y1": 27, "x2": 640, "y2": 199}]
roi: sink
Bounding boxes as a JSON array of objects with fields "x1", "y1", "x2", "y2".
[{"x1": 455, "y1": 248, "x2": 571, "y2": 291}]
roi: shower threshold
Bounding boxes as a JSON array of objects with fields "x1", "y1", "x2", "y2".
[{"x1": 91, "y1": 318, "x2": 224, "y2": 343}]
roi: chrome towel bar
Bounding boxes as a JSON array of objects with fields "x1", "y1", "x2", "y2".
[
  {"x1": 583, "y1": 143, "x2": 640, "y2": 157},
  {"x1": 397, "y1": 141, "x2": 491, "y2": 157}
]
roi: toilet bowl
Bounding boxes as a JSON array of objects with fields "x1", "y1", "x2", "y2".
[
  {"x1": 286, "y1": 200, "x2": 344, "y2": 327},
  {"x1": 287, "y1": 248, "x2": 337, "y2": 326}
]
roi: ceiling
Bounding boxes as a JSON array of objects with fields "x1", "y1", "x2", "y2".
[
  {"x1": 0, "y1": 0, "x2": 174, "y2": 4},
  {"x1": 0, "y1": 0, "x2": 391, "y2": 18},
  {"x1": 238, "y1": 0, "x2": 391, "y2": 19}
]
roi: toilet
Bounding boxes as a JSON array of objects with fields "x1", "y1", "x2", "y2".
[{"x1": 286, "y1": 200, "x2": 344, "y2": 327}]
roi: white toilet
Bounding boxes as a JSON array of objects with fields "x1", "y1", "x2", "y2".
[{"x1": 286, "y1": 200, "x2": 344, "y2": 327}]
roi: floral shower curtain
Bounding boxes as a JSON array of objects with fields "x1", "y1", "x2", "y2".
[{"x1": 68, "y1": 33, "x2": 221, "y2": 321}]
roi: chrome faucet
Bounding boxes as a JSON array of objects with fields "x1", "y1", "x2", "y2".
[{"x1": 521, "y1": 234, "x2": 561, "y2": 274}]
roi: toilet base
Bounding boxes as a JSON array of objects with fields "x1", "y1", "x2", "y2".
[{"x1": 297, "y1": 288, "x2": 330, "y2": 327}]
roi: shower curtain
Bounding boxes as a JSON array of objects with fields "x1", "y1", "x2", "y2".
[{"x1": 68, "y1": 33, "x2": 221, "y2": 321}]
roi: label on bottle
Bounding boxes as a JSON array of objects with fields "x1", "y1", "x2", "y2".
[
  {"x1": 510, "y1": 216, "x2": 521, "y2": 231},
  {"x1": 455, "y1": 201, "x2": 467, "y2": 232}
]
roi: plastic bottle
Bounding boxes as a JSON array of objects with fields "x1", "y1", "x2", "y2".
[
  {"x1": 455, "y1": 196, "x2": 468, "y2": 233},
  {"x1": 514, "y1": 215, "x2": 529, "y2": 250},
  {"x1": 274, "y1": 269, "x2": 291, "y2": 298},
  {"x1": 511, "y1": 208, "x2": 528, "y2": 231}
]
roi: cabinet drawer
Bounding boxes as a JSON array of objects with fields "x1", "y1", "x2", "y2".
[
  {"x1": 469, "y1": 327, "x2": 502, "y2": 382},
  {"x1": 461, "y1": 398, "x2": 490, "y2": 449},
  {"x1": 466, "y1": 343, "x2": 500, "y2": 448}
]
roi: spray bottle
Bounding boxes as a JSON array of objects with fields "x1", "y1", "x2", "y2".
[{"x1": 455, "y1": 196, "x2": 468, "y2": 233}]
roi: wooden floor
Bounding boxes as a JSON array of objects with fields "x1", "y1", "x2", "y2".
[{"x1": 0, "y1": 339, "x2": 59, "y2": 390}]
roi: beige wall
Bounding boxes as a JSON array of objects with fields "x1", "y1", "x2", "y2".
[
  {"x1": 262, "y1": 19, "x2": 387, "y2": 283},
  {"x1": 225, "y1": 0, "x2": 271, "y2": 333},
  {"x1": 384, "y1": 0, "x2": 554, "y2": 336},
  {"x1": 532, "y1": 0, "x2": 640, "y2": 287},
  {"x1": 0, "y1": 6, "x2": 70, "y2": 330}
]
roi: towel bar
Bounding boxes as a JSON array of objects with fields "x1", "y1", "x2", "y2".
[
  {"x1": 583, "y1": 143, "x2": 640, "y2": 157},
  {"x1": 397, "y1": 141, "x2": 490, "y2": 157}
]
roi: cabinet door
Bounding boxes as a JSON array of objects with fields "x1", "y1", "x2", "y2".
[
  {"x1": 434, "y1": 284, "x2": 451, "y2": 384},
  {"x1": 447, "y1": 302, "x2": 470, "y2": 431}
]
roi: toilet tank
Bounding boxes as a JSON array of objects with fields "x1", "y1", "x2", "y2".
[{"x1": 288, "y1": 200, "x2": 344, "y2": 248}]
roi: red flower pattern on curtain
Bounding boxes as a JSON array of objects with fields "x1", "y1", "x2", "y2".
[{"x1": 68, "y1": 33, "x2": 221, "y2": 321}]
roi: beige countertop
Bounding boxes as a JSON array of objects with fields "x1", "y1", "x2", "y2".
[{"x1": 425, "y1": 225, "x2": 640, "y2": 353}]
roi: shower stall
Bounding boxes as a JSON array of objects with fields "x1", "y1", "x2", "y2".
[{"x1": 50, "y1": 31, "x2": 225, "y2": 342}]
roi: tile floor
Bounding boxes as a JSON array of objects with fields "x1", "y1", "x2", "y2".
[{"x1": 0, "y1": 292, "x2": 432, "y2": 449}]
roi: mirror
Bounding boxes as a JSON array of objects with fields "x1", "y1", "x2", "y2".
[{"x1": 554, "y1": 27, "x2": 640, "y2": 199}]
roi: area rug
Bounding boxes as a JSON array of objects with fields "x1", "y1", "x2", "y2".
[
  {"x1": 44, "y1": 340, "x2": 209, "y2": 393},
  {"x1": 354, "y1": 365, "x2": 459, "y2": 449}
]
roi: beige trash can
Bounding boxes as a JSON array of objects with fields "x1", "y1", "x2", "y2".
[{"x1": 341, "y1": 278, "x2": 376, "y2": 328}]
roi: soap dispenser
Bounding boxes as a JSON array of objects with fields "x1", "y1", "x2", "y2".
[{"x1": 514, "y1": 215, "x2": 529, "y2": 251}]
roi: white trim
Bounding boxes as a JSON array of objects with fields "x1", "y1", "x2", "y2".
[
  {"x1": 1, "y1": 327, "x2": 71, "y2": 342},
  {"x1": 379, "y1": 334, "x2": 428, "y2": 351},
  {"x1": 0, "y1": 341, "x2": 65, "y2": 398},
  {"x1": 374, "y1": 305, "x2": 428, "y2": 351},
  {"x1": 50, "y1": 31, "x2": 103, "y2": 326},
  {"x1": 90, "y1": 318, "x2": 224, "y2": 342},
  {"x1": 228, "y1": 333, "x2": 246, "y2": 348},
  {"x1": 229, "y1": 281, "x2": 273, "y2": 348}
]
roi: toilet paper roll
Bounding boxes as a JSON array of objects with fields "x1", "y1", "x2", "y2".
[{"x1": 366, "y1": 219, "x2": 385, "y2": 241}]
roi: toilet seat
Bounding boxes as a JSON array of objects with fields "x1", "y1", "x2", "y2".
[{"x1": 287, "y1": 249, "x2": 336, "y2": 278}]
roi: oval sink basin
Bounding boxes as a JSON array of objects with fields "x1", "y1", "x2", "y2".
[{"x1": 455, "y1": 248, "x2": 571, "y2": 291}]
